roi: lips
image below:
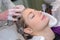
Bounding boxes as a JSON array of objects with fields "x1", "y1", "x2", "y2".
[{"x1": 38, "y1": 12, "x2": 46, "y2": 20}]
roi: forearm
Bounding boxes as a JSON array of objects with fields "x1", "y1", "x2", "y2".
[{"x1": 0, "y1": 11, "x2": 8, "y2": 20}]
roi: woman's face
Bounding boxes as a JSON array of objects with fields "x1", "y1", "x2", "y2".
[{"x1": 22, "y1": 8, "x2": 49, "y2": 31}]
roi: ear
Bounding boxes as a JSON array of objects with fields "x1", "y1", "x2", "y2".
[{"x1": 24, "y1": 27, "x2": 33, "y2": 34}]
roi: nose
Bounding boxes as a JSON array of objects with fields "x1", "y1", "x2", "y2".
[{"x1": 38, "y1": 11, "x2": 42, "y2": 16}]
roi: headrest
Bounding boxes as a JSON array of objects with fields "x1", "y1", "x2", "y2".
[{"x1": 42, "y1": 12, "x2": 57, "y2": 27}]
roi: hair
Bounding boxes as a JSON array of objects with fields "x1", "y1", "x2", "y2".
[{"x1": 15, "y1": 17, "x2": 33, "y2": 40}]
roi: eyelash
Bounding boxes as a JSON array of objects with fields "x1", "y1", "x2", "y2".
[
  {"x1": 29, "y1": 13, "x2": 35, "y2": 19},
  {"x1": 28, "y1": 11, "x2": 35, "y2": 19},
  {"x1": 31, "y1": 15, "x2": 35, "y2": 19}
]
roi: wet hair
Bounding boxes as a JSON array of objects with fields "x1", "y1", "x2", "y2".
[{"x1": 15, "y1": 17, "x2": 33, "y2": 40}]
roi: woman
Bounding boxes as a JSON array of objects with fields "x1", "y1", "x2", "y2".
[{"x1": 18, "y1": 8, "x2": 57, "y2": 40}]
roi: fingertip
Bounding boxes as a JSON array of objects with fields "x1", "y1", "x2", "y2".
[{"x1": 13, "y1": 18, "x2": 18, "y2": 21}]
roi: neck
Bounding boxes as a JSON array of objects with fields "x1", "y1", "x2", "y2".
[{"x1": 32, "y1": 26, "x2": 55, "y2": 40}]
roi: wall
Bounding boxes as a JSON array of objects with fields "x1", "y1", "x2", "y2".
[{"x1": 27, "y1": 0, "x2": 44, "y2": 10}]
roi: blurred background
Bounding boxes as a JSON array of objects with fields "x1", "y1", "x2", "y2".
[
  {"x1": 1, "y1": 0, "x2": 51, "y2": 11},
  {"x1": 1, "y1": 0, "x2": 56, "y2": 15}
]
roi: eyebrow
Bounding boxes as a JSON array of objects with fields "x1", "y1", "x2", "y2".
[{"x1": 28, "y1": 11, "x2": 33, "y2": 15}]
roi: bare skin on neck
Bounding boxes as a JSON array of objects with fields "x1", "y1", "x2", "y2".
[{"x1": 32, "y1": 26, "x2": 55, "y2": 40}]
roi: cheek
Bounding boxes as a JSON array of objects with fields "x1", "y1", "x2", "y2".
[
  {"x1": 36, "y1": 17, "x2": 49, "y2": 28},
  {"x1": 27, "y1": 20, "x2": 39, "y2": 29},
  {"x1": 30, "y1": 19, "x2": 42, "y2": 28},
  {"x1": 42, "y1": 17, "x2": 49, "y2": 26}
]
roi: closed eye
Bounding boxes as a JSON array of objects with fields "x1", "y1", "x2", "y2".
[{"x1": 28, "y1": 12, "x2": 35, "y2": 19}]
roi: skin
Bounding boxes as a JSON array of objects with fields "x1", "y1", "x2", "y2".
[
  {"x1": 0, "y1": 11, "x2": 8, "y2": 20},
  {"x1": 22, "y1": 8, "x2": 55, "y2": 40}
]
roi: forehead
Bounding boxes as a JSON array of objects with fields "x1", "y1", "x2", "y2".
[{"x1": 22, "y1": 8, "x2": 34, "y2": 16}]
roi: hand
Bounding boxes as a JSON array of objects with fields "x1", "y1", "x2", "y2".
[{"x1": 8, "y1": 5, "x2": 25, "y2": 21}]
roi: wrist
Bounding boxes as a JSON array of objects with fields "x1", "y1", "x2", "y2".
[
  {"x1": 7, "y1": 9, "x2": 14, "y2": 21},
  {"x1": 0, "y1": 11, "x2": 8, "y2": 21},
  {"x1": 1, "y1": 10, "x2": 13, "y2": 21}
]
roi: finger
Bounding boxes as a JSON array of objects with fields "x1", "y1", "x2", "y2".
[
  {"x1": 13, "y1": 5, "x2": 25, "y2": 9},
  {"x1": 9, "y1": 9, "x2": 22, "y2": 12},
  {"x1": 12, "y1": 18, "x2": 18, "y2": 21},
  {"x1": 14, "y1": 9, "x2": 24, "y2": 12},
  {"x1": 8, "y1": 16, "x2": 18, "y2": 21},
  {"x1": 12, "y1": 13, "x2": 22, "y2": 16},
  {"x1": 12, "y1": 5, "x2": 25, "y2": 12},
  {"x1": 8, "y1": 9, "x2": 22, "y2": 16}
]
